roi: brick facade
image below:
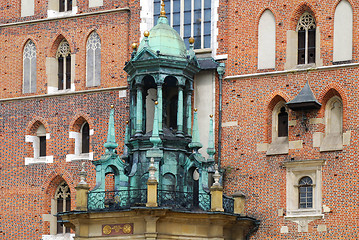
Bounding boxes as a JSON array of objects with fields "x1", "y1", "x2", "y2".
[{"x1": 0, "y1": 0, "x2": 358, "y2": 239}]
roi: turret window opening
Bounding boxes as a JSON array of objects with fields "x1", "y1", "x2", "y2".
[
  {"x1": 59, "y1": 0, "x2": 72, "y2": 12},
  {"x1": 144, "y1": 76, "x2": 158, "y2": 133},
  {"x1": 298, "y1": 176, "x2": 313, "y2": 209},
  {"x1": 56, "y1": 40, "x2": 71, "y2": 90},
  {"x1": 297, "y1": 12, "x2": 316, "y2": 65},
  {"x1": 163, "y1": 77, "x2": 178, "y2": 131}
]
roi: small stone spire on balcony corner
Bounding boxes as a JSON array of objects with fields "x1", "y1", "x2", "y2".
[
  {"x1": 148, "y1": 158, "x2": 157, "y2": 181},
  {"x1": 207, "y1": 114, "x2": 215, "y2": 162},
  {"x1": 104, "y1": 105, "x2": 118, "y2": 153},
  {"x1": 189, "y1": 108, "x2": 203, "y2": 152}
]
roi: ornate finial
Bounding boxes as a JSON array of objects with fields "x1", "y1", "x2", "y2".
[
  {"x1": 131, "y1": 43, "x2": 138, "y2": 49},
  {"x1": 144, "y1": 31, "x2": 150, "y2": 37},
  {"x1": 126, "y1": 120, "x2": 129, "y2": 124},
  {"x1": 212, "y1": 164, "x2": 221, "y2": 187},
  {"x1": 189, "y1": 37, "x2": 195, "y2": 44},
  {"x1": 155, "y1": 101, "x2": 158, "y2": 105},
  {"x1": 194, "y1": 108, "x2": 197, "y2": 112},
  {"x1": 160, "y1": 0, "x2": 167, "y2": 18},
  {"x1": 210, "y1": 114, "x2": 213, "y2": 118},
  {"x1": 104, "y1": 106, "x2": 119, "y2": 151},
  {"x1": 79, "y1": 162, "x2": 87, "y2": 185},
  {"x1": 111, "y1": 105, "x2": 114, "y2": 108},
  {"x1": 148, "y1": 158, "x2": 157, "y2": 181}
]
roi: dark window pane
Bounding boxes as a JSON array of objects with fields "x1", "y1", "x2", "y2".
[
  {"x1": 278, "y1": 107, "x2": 288, "y2": 137},
  {"x1": 298, "y1": 30, "x2": 306, "y2": 64},
  {"x1": 39, "y1": 136, "x2": 46, "y2": 157},
  {"x1": 308, "y1": 28, "x2": 316, "y2": 63},
  {"x1": 66, "y1": 55, "x2": 71, "y2": 89},
  {"x1": 59, "y1": 0, "x2": 65, "y2": 12},
  {"x1": 82, "y1": 123, "x2": 90, "y2": 153},
  {"x1": 57, "y1": 198, "x2": 63, "y2": 234},
  {"x1": 58, "y1": 57, "x2": 64, "y2": 90},
  {"x1": 67, "y1": 0, "x2": 72, "y2": 11}
]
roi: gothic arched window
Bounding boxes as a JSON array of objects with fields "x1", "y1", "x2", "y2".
[
  {"x1": 23, "y1": 40, "x2": 37, "y2": 93},
  {"x1": 86, "y1": 32, "x2": 101, "y2": 87},
  {"x1": 56, "y1": 40, "x2": 71, "y2": 90},
  {"x1": 298, "y1": 176, "x2": 313, "y2": 209},
  {"x1": 297, "y1": 12, "x2": 316, "y2": 65},
  {"x1": 55, "y1": 182, "x2": 71, "y2": 234}
]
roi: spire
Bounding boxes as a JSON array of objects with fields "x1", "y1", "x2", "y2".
[
  {"x1": 104, "y1": 105, "x2": 118, "y2": 152},
  {"x1": 160, "y1": 0, "x2": 167, "y2": 18},
  {"x1": 206, "y1": 114, "x2": 215, "y2": 162},
  {"x1": 150, "y1": 101, "x2": 161, "y2": 148},
  {"x1": 121, "y1": 121, "x2": 130, "y2": 161},
  {"x1": 189, "y1": 108, "x2": 203, "y2": 152}
]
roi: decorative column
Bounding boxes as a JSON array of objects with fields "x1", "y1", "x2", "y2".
[
  {"x1": 157, "y1": 84, "x2": 163, "y2": 134},
  {"x1": 176, "y1": 85, "x2": 184, "y2": 137},
  {"x1": 130, "y1": 89, "x2": 136, "y2": 136},
  {"x1": 186, "y1": 90, "x2": 192, "y2": 136},
  {"x1": 135, "y1": 84, "x2": 143, "y2": 136}
]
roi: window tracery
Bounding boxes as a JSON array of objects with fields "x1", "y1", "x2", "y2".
[
  {"x1": 23, "y1": 40, "x2": 37, "y2": 93},
  {"x1": 86, "y1": 32, "x2": 101, "y2": 87},
  {"x1": 297, "y1": 12, "x2": 316, "y2": 65},
  {"x1": 56, "y1": 40, "x2": 71, "y2": 90}
]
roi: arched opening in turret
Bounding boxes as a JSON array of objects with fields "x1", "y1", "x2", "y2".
[
  {"x1": 143, "y1": 75, "x2": 157, "y2": 133},
  {"x1": 163, "y1": 76, "x2": 178, "y2": 131},
  {"x1": 188, "y1": 167, "x2": 200, "y2": 208}
]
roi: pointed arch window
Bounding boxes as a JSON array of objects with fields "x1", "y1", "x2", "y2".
[
  {"x1": 297, "y1": 12, "x2": 316, "y2": 65},
  {"x1": 23, "y1": 40, "x2": 37, "y2": 93},
  {"x1": 55, "y1": 182, "x2": 71, "y2": 234},
  {"x1": 86, "y1": 32, "x2": 101, "y2": 87},
  {"x1": 56, "y1": 40, "x2": 71, "y2": 90}
]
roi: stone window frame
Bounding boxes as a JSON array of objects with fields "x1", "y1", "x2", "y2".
[
  {"x1": 66, "y1": 120, "x2": 94, "y2": 162},
  {"x1": 86, "y1": 31, "x2": 101, "y2": 87},
  {"x1": 141, "y1": 0, "x2": 219, "y2": 53},
  {"x1": 266, "y1": 101, "x2": 289, "y2": 155},
  {"x1": 297, "y1": 12, "x2": 316, "y2": 65},
  {"x1": 47, "y1": 39, "x2": 76, "y2": 94},
  {"x1": 320, "y1": 96, "x2": 343, "y2": 151},
  {"x1": 23, "y1": 40, "x2": 37, "y2": 94},
  {"x1": 48, "y1": 0, "x2": 78, "y2": 18},
  {"x1": 25, "y1": 124, "x2": 54, "y2": 165},
  {"x1": 284, "y1": 159, "x2": 325, "y2": 232},
  {"x1": 285, "y1": 11, "x2": 323, "y2": 70}
]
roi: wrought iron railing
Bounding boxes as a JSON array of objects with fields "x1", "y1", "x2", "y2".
[
  {"x1": 157, "y1": 190, "x2": 212, "y2": 211},
  {"x1": 223, "y1": 195, "x2": 234, "y2": 213},
  {"x1": 88, "y1": 189, "x2": 147, "y2": 211},
  {"x1": 87, "y1": 189, "x2": 235, "y2": 214}
]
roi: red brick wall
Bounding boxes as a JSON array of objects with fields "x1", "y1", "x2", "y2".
[{"x1": 218, "y1": 1, "x2": 359, "y2": 238}]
